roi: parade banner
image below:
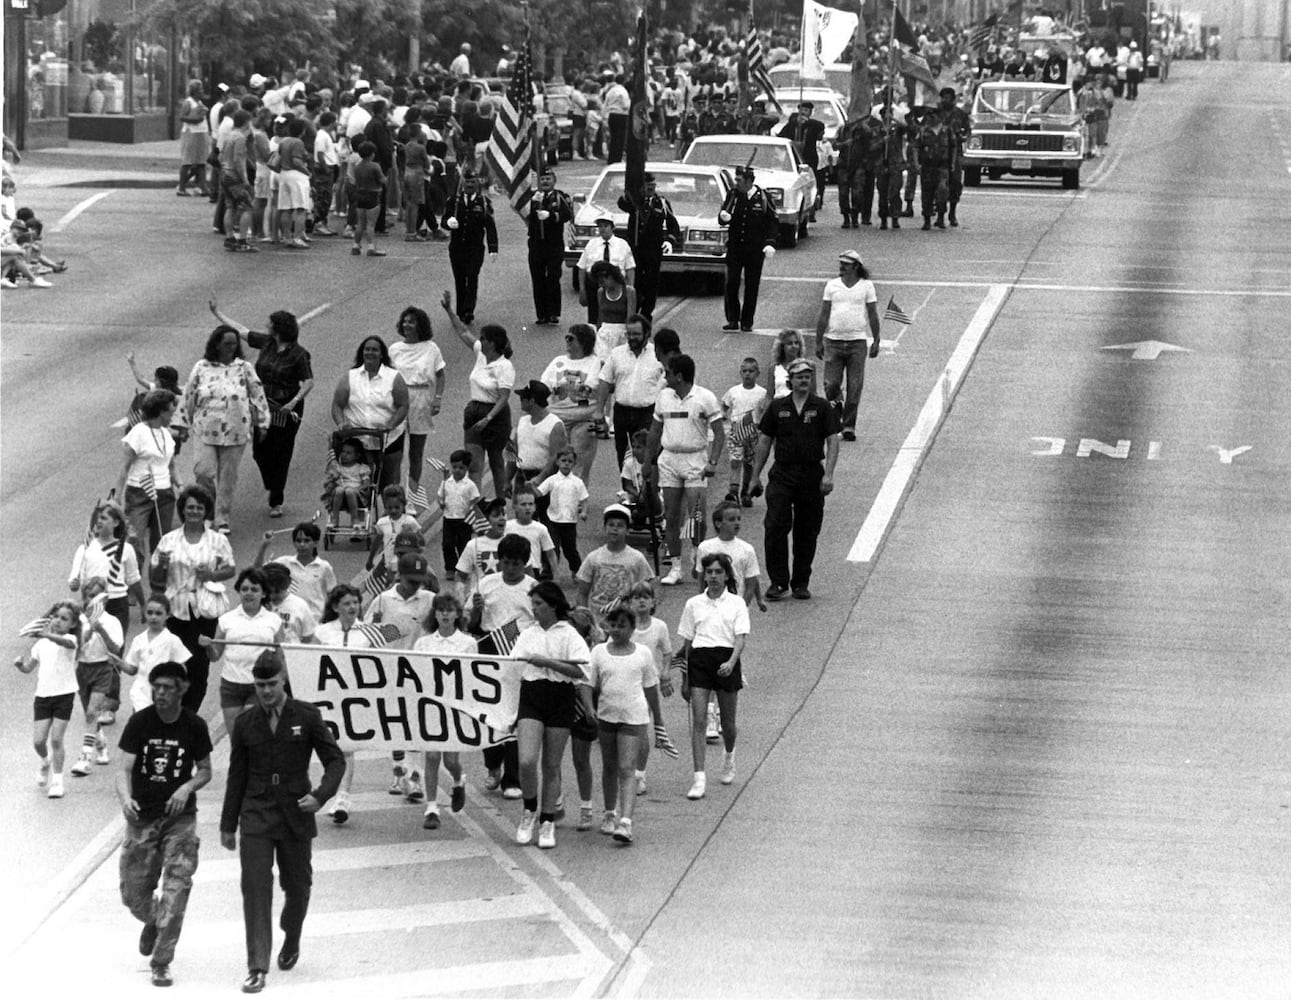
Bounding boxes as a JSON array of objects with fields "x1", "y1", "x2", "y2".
[
  {"x1": 801, "y1": 0, "x2": 860, "y2": 80},
  {"x1": 282, "y1": 643, "x2": 525, "y2": 752}
]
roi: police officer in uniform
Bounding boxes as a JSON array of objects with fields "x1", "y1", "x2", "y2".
[
  {"x1": 527, "y1": 167, "x2": 573, "y2": 326},
  {"x1": 749, "y1": 358, "x2": 841, "y2": 601},
  {"x1": 936, "y1": 87, "x2": 971, "y2": 227},
  {"x1": 617, "y1": 172, "x2": 682, "y2": 320},
  {"x1": 445, "y1": 170, "x2": 499, "y2": 323},
  {"x1": 718, "y1": 166, "x2": 778, "y2": 332},
  {"x1": 220, "y1": 651, "x2": 344, "y2": 994},
  {"x1": 916, "y1": 112, "x2": 952, "y2": 230}
]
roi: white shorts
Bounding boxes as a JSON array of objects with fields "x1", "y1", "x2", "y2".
[
  {"x1": 278, "y1": 169, "x2": 311, "y2": 210},
  {"x1": 657, "y1": 450, "x2": 708, "y2": 489}
]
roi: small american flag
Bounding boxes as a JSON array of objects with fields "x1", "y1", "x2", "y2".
[
  {"x1": 355, "y1": 622, "x2": 402, "y2": 647},
  {"x1": 968, "y1": 13, "x2": 998, "y2": 51},
  {"x1": 84, "y1": 593, "x2": 107, "y2": 627},
  {"x1": 359, "y1": 564, "x2": 391, "y2": 601},
  {"x1": 486, "y1": 618, "x2": 521, "y2": 656},
  {"x1": 654, "y1": 724, "x2": 680, "y2": 759},
  {"x1": 883, "y1": 297, "x2": 913, "y2": 326},
  {"x1": 688, "y1": 506, "x2": 705, "y2": 546},
  {"x1": 125, "y1": 392, "x2": 146, "y2": 429},
  {"x1": 425, "y1": 455, "x2": 448, "y2": 474},
  {"x1": 503, "y1": 439, "x2": 520, "y2": 464},
  {"x1": 730, "y1": 413, "x2": 760, "y2": 448},
  {"x1": 408, "y1": 482, "x2": 430, "y2": 514},
  {"x1": 19, "y1": 616, "x2": 50, "y2": 638},
  {"x1": 139, "y1": 469, "x2": 158, "y2": 502},
  {"x1": 465, "y1": 503, "x2": 491, "y2": 536},
  {"x1": 483, "y1": 19, "x2": 537, "y2": 219}
]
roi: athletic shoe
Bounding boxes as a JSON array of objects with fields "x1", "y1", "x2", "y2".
[
  {"x1": 686, "y1": 773, "x2": 706, "y2": 800},
  {"x1": 140, "y1": 921, "x2": 159, "y2": 956},
  {"x1": 553, "y1": 796, "x2": 566, "y2": 822},
  {"x1": 577, "y1": 805, "x2": 595, "y2": 831},
  {"x1": 350, "y1": 245, "x2": 361, "y2": 255},
  {"x1": 661, "y1": 563, "x2": 684, "y2": 586},
  {"x1": 502, "y1": 785, "x2": 523, "y2": 800},
  {"x1": 516, "y1": 809, "x2": 536, "y2": 845},
  {"x1": 388, "y1": 766, "x2": 407, "y2": 795},
  {"x1": 422, "y1": 807, "x2": 440, "y2": 830},
  {"x1": 404, "y1": 770, "x2": 425, "y2": 803},
  {"x1": 313, "y1": 225, "x2": 335, "y2": 236},
  {"x1": 537, "y1": 820, "x2": 556, "y2": 849},
  {"x1": 48, "y1": 776, "x2": 65, "y2": 798},
  {"x1": 720, "y1": 752, "x2": 736, "y2": 785},
  {"x1": 98, "y1": 710, "x2": 116, "y2": 726},
  {"x1": 612, "y1": 818, "x2": 634, "y2": 844},
  {"x1": 483, "y1": 769, "x2": 502, "y2": 792},
  {"x1": 705, "y1": 702, "x2": 721, "y2": 743},
  {"x1": 37, "y1": 761, "x2": 50, "y2": 787},
  {"x1": 329, "y1": 791, "x2": 350, "y2": 825},
  {"x1": 0, "y1": 278, "x2": 17, "y2": 289},
  {"x1": 765, "y1": 585, "x2": 788, "y2": 602},
  {"x1": 600, "y1": 811, "x2": 618, "y2": 835},
  {"x1": 29, "y1": 277, "x2": 53, "y2": 288},
  {"x1": 635, "y1": 772, "x2": 648, "y2": 796},
  {"x1": 268, "y1": 506, "x2": 283, "y2": 519},
  {"x1": 366, "y1": 248, "x2": 388, "y2": 257},
  {"x1": 654, "y1": 726, "x2": 680, "y2": 759},
  {"x1": 71, "y1": 754, "x2": 93, "y2": 777},
  {"x1": 343, "y1": 226, "x2": 355, "y2": 238},
  {"x1": 151, "y1": 965, "x2": 173, "y2": 987},
  {"x1": 450, "y1": 784, "x2": 466, "y2": 813},
  {"x1": 95, "y1": 735, "x2": 110, "y2": 765}
]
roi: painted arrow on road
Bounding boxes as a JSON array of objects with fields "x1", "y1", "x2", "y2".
[{"x1": 1101, "y1": 340, "x2": 1193, "y2": 360}]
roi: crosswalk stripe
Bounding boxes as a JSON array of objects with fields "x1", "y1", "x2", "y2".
[
  {"x1": 194, "y1": 840, "x2": 489, "y2": 884},
  {"x1": 269, "y1": 954, "x2": 598, "y2": 998}
]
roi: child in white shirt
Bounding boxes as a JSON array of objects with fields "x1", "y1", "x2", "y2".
[
  {"x1": 438, "y1": 448, "x2": 481, "y2": 578},
  {"x1": 536, "y1": 447, "x2": 588, "y2": 574},
  {"x1": 369, "y1": 484, "x2": 420, "y2": 574},
  {"x1": 722, "y1": 357, "x2": 768, "y2": 506}
]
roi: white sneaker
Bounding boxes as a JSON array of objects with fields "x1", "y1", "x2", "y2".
[
  {"x1": 47, "y1": 776, "x2": 65, "y2": 798},
  {"x1": 0, "y1": 278, "x2": 17, "y2": 289},
  {"x1": 705, "y1": 701, "x2": 721, "y2": 743},
  {"x1": 687, "y1": 773, "x2": 707, "y2": 800},
  {"x1": 70, "y1": 755, "x2": 93, "y2": 777},
  {"x1": 720, "y1": 752, "x2": 736, "y2": 785},
  {"x1": 635, "y1": 772, "x2": 647, "y2": 796},
  {"x1": 329, "y1": 790, "x2": 351, "y2": 824},
  {"x1": 537, "y1": 820, "x2": 556, "y2": 849},
  {"x1": 600, "y1": 810, "x2": 618, "y2": 835},
  {"x1": 29, "y1": 277, "x2": 53, "y2": 288},
  {"x1": 404, "y1": 770, "x2": 425, "y2": 803},
  {"x1": 36, "y1": 761, "x2": 50, "y2": 787},
  {"x1": 661, "y1": 563, "x2": 684, "y2": 586},
  {"x1": 95, "y1": 734, "x2": 110, "y2": 765},
  {"x1": 516, "y1": 809, "x2": 536, "y2": 845},
  {"x1": 612, "y1": 817, "x2": 634, "y2": 844},
  {"x1": 98, "y1": 711, "x2": 116, "y2": 726}
]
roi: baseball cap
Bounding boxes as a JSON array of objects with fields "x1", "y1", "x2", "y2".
[
  {"x1": 787, "y1": 358, "x2": 813, "y2": 376},
  {"x1": 479, "y1": 497, "x2": 507, "y2": 516},
  {"x1": 838, "y1": 250, "x2": 864, "y2": 266},
  {"x1": 516, "y1": 379, "x2": 551, "y2": 404},
  {"x1": 603, "y1": 503, "x2": 632, "y2": 523},
  {"x1": 249, "y1": 73, "x2": 267, "y2": 89},
  {"x1": 396, "y1": 553, "x2": 430, "y2": 580}
]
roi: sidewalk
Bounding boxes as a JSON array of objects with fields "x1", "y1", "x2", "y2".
[{"x1": 13, "y1": 139, "x2": 178, "y2": 189}]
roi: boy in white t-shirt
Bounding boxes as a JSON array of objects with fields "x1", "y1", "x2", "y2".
[
  {"x1": 536, "y1": 447, "x2": 589, "y2": 575},
  {"x1": 721, "y1": 357, "x2": 768, "y2": 507},
  {"x1": 438, "y1": 448, "x2": 481, "y2": 578},
  {"x1": 694, "y1": 501, "x2": 766, "y2": 610},
  {"x1": 506, "y1": 486, "x2": 556, "y2": 580}
]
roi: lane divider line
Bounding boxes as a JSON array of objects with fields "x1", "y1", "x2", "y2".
[{"x1": 847, "y1": 283, "x2": 1010, "y2": 563}]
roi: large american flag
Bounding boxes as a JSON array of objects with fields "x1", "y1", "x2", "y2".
[{"x1": 484, "y1": 23, "x2": 537, "y2": 219}]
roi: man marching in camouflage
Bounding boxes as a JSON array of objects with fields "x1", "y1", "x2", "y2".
[{"x1": 117, "y1": 661, "x2": 214, "y2": 988}]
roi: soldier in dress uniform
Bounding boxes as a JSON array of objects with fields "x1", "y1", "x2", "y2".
[
  {"x1": 712, "y1": 97, "x2": 740, "y2": 135},
  {"x1": 718, "y1": 165, "x2": 779, "y2": 332},
  {"x1": 936, "y1": 87, "x2": 972, "y2": 227},
  {"x1": 220, "y1": 651, "x2": 344, "y2": 994},
  {"x1": 875, "y1": 106, "x2": 910, "y2": 230},
  {"x1": 916, "y1": 112, "x2": 952, "y2": 230},
  {"x1": 445, "y1": 170, "x2": 499, "y2": 324},
  {"x1": 527, "y1": 167, "x2": 573, "y2": 326},
  {"x1": 616, "y1": 172, "x2": 682, "y2": 320}
]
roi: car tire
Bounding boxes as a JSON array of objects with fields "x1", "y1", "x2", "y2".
[
  {"x1": 963, "y1": 166, "x2": 982, "y2": 187},
  {"x1": 1061, "y1": 168, "x2": 1080, "y2": 189},
  {"x1": 706, "y1": 273, "x2": 725, "y2": 295},
  {"x1": 779, "y1": 222, "x2": 799, "y2": 248}
]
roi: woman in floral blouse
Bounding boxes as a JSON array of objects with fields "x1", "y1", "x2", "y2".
[{"x1": 182, "y1": 325, "x2": 270, "y2": 533}]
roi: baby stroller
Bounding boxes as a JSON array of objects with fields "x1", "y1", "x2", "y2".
[
  {"x1": 623, "y1": 477, "x2": 664, "y2": 574},
  {"x1": 321, "y1": 428, "x2": 387, "y2": 550}
]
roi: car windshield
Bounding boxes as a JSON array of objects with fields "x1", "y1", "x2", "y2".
[
  {"x1": 762, "y1": 98, "x2": 841, "y2": 129},
  {"x1": 545, "y1": 94, "x2": 572, "y2": 115},
  {"x1": 976, "y1": 87, "x2": 1074, "y2": 116},
  {"x1": 588, "y1": 172, "x2": 725, "y2": 218},
  {"x1": 686, "y1": 142, "x2": 793, "y2": 172}
]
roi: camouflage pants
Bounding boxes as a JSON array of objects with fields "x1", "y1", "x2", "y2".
[
  {"x1": 920, "y1": 166, "x2": 950, "y2": 218},
  {"x1": 120, "y1": 813, "x2": 200, "y2": 968}
]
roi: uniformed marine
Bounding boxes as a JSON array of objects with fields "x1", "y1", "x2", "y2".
[
  {"x1": 445, "y1": 170, "x2": 499, "y2": 323},
  {"x1": 527, "y1": 167, "x2": 573, "y2": 325},
  {"x1": 718, "y1": 166, "x2": 779, "y2": 332},
  {"x1": 616, "y1": 172, "x2": 682, "y2": 320}
]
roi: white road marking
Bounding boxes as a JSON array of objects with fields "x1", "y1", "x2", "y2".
[
  {"x1": 763, "y1": 275, "x2": 1291, "y2": 297},
  {"x1": 299, "y1": 302, "x2": 331, "y2": 323},
  {"x1": 847, "y1": 284, "x2": 1010, "y2": 563},
  {"x1": 50, "y1": 191, "x2": 113, "y2": 233},
  {"x1": 192, "y1": 839, "x2": 491, "y2": 884},
  {"x1": 269, "y1": 955, "x2": 598, "y2": 999}
]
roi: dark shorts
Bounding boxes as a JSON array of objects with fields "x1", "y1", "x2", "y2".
[
  {"x1": 34, "y1": 693, "x2": 75, "y2": 722},
  {"x1": 355, "y1": 190, "x2": 381, "y2": 211},
  {"x1": 463, "y1": 400, "x2": 511, "y2": 452},
  {"x1": 597, "y1": 719, "x2": 648, "y2": 739},
  {"x1": 219, "y1": 679, "x2": 257, "y2": 710},
  {"x1": 221, "y1": 178, "x2": 253, "y2": 212},
  {"x1": 76, "y1": 660, "x2": 115, "y2": 709},
  {"x1": 687, "y1": 646, "x2": 744, "y2": 693},
  {"x1": 517, "y1": 678, "x2": 577, "y2": 730}
]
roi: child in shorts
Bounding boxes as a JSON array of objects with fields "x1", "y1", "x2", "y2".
[
  {"x1": 722, "y1": 357, "x2": 768, "y2": 507},
  {"x1": 14, "y1": 601, "x2": 82, "y2": 798}
]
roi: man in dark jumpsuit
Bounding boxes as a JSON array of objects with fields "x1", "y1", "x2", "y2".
[
  {"x1": 616, "y1": 172, "x2": 682, "y2": 320},
  {"x1": 750, "y1": 358, "x2": 841, "y2": 601},
  {"x1": 220, "y1": 651, "x2": 344, "y2": 994},
  {"x1": 527, "y1": 167, "x2": 573, "y2": 326},
  {"x1": 445, "y1": 170, "x2": 499, "y2": 324},
  {"x1": 936, "y1": 87, "x2": 972, "y2": 227},
  {"x1": 718, "y1": 166, "x2": 779, "y2": 333}
]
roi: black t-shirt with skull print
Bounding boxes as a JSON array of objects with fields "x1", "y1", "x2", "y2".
[{"x1": 119, "y1": 706, "x2": 214, "y2": 822}]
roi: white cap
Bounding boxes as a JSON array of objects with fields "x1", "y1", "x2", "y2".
[{"x1": 249, "y1": 73, "x2": 267, "y2": 89}]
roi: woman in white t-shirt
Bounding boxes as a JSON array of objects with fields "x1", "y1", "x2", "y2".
[
  {"x1": 541, "y1": 324, "x2": 602, "y2": 482},
  {"x1": 442, "y1": 290, "x2": 515, "y2": 498},
  {"x1": 123, "y1": 593, "x2": 191, "y2": 714},
  {"x1": 116, "y1": 389, "x2": 179, "y2": 570},
  {"x1": 203, "y1": 567, "x2": 285, "y2": 739},
  {"x1": 586, "y1": 605, "x2": 658, "y2": 844},
  {"x1": 508, "y1": 582, "x2": 591, "y2": 850},
  {"x1": 389, "y1": 307, "x2": 447, "y2": 503},
  {"x1": 816, "y1": 254, "x2": 880, "y2": 440}
]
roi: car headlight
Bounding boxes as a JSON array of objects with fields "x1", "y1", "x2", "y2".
[
  {"x1": 764, "y1": 187, "x2": 784, "y2": 206},
  {"x1": 1062, "y1": 136, "x2": 1078, "y2": 152},
  {"x1": 688, "y1": 229, "x2": 724, "y2": 241},
  {"x1": 573, "y1": 225, "x2": 596, "y2": 237},
  {"x1": 967, "y1": 135, "x2": 982, "y2": 150}
]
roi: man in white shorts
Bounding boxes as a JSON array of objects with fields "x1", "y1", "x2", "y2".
[{"x1": 642, "y1": 354, "x2": 725, "y2": 585}]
